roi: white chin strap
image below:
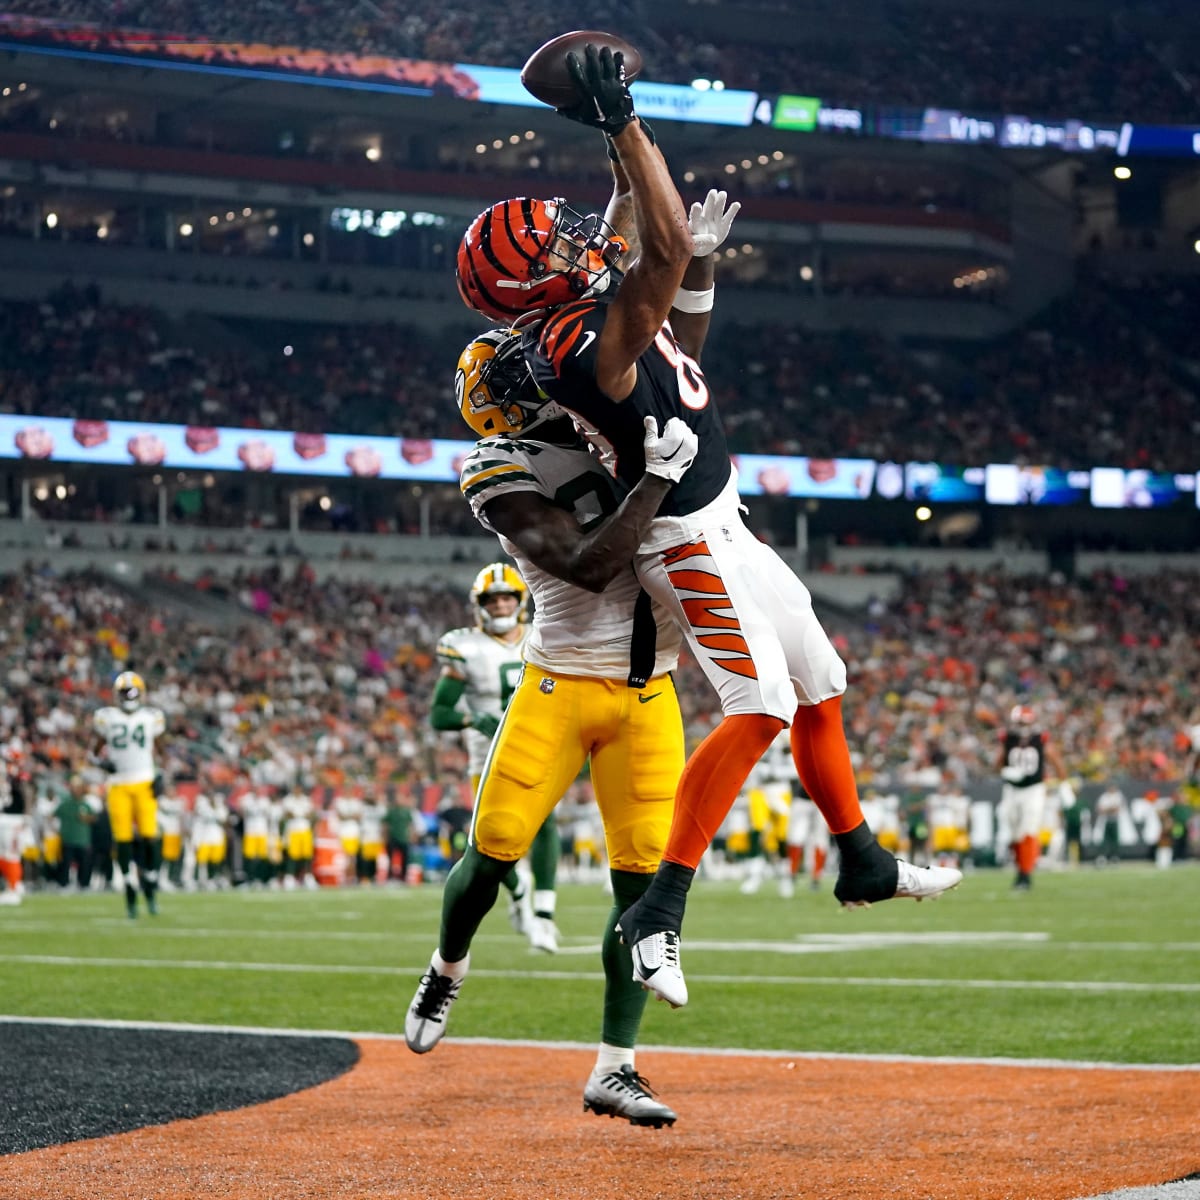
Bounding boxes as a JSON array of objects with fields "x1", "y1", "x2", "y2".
[{"x1": 485, "y1": 614, "x2": 519, "y2": 634}]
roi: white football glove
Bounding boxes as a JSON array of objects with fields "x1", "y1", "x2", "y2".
[
  {"x1": 643, "y1": 415, "x2": 698, "y2": 484},
  {"x1": 688, "y1": 188, "x2": 742, "y2": 257}
]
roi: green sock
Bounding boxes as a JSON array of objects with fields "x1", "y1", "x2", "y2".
[
  {"x1": 440, "y1": 846, "x2": 515, "y2": 963},
  {"x1": 529, "y1": 816, "x2": 560, "y2": 893},
  {"x1": 601, "y1": 869, "x2": 654, "y2": 1049},
  {"x1": 501, "y1": 864, "x2": 521, "y2": 897}
]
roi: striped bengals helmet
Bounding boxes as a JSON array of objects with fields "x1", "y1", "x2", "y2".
[
  {"x1": 1009, "y1": 704, "x2": 1037, "y2": 728},
  {"x1": 454, "y1": 328, "x2": 565, "y2": 439},
  {"x1": 470, "y1": 563, "x2": 529, "y2": 634},
  {"x1": 456, "y1": 197, "x2": 626, "y2": 321}
]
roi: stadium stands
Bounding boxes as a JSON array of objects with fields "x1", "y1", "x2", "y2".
[
  {"x1": 6, "y1": 0, "x2": 1198, "y2": 120},
  {"x1": 4, "y1": 278, "x2": 1196, "y2": 471}
]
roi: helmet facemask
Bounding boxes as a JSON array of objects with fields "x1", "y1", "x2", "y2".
[{"x1": 456, "y1": 328, "x2": 569, "y2": 438}]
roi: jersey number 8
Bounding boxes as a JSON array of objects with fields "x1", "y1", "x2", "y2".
[{"x1": 654, "y1": 327, "x2": 710, "y2": 411}]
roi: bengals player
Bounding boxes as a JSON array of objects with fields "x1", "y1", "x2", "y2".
[
  {"x1": 455, "y1": 42, "x2": 961, "y2": 1009},
  {"x1": 998, "y1": 705, "x2": 1067, "y2": 890}
]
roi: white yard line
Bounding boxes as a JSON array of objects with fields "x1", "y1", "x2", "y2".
[{"x1": 2, "y1": 953, "x2": 1198, "y2": 993}]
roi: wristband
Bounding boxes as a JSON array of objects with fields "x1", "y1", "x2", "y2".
[{"x1": 672, "y1": 286, "x2": 714, "y2": 314}]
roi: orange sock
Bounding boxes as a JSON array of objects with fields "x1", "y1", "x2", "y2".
[
  {"x1": 790, "y1": 695, "x2": 865, "y2": 835},
  {"x1": 1018, "y1": 835, "x2": 1039, "y2": 874},
  {"x1": 812, "y1": 846, "x2": 827, "y2": 881},
  {"x1": 787, "y1": 845, "x2": 803, "y2": 876},
  {"x1": 663, "y1": 713, "x2": 785, "y2": 869}
]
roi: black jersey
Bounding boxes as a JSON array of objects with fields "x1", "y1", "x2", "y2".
[
  {"x1": 526, "y1": 297, "x2": 732, "y2": 518},
  {"x1": 1001, "y1": 731, "x2": 1046, "y2": 787}
]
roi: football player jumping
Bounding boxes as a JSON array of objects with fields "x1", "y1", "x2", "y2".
[
  {"x1": 455, "y1": 42, "x2": 961, "y2": 1010},
  {"x1": 405, "y1": 178, "x2": 732, "y2": 1123},
  {"x1": 92, "y1": 670, "x2": 166, "y2": 918},
  {"x1": 430, "y1": 562, "x2": 561, "y2": 951}
]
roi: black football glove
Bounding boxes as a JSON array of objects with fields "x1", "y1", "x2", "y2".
[{"x1": 558, "y1": 44, "x2": 636, "y2": 135}]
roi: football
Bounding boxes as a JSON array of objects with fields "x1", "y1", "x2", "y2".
[{"x1": 520, "y1": 30, "x2": 643, "y2": 109}]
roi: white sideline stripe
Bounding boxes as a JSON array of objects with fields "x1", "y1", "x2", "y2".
[
  {"x1": 8, "y1": 922, "x2": 1200, "y2": 954},
  {"x1": 0, "y1": 1014, "x2": 1197, "y2": 1074},
  {"x1": 3, "y1": 954, "x2": 1199, "y2": 993}
]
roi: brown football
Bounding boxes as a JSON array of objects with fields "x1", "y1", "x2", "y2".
[{"x1": 520, "y1": 30, "x2": 643, "y2": 109}]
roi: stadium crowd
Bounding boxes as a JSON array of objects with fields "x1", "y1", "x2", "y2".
[
  {"x1": 2, "y1": 561, "x2": 1195, "y2": 811},
  {"x1": 3, "y1": 279, "x2": 1198, "y2": 471},
  {"x1": 7, "y1": 0, "x2": 1197, "y2": 121}
]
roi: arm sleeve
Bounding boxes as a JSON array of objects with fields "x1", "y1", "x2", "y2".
[{"x1": 430, "y1": 674, "x2": 468, "y2": 731}]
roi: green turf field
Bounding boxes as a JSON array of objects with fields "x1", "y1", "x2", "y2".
[{"x1": 3, "y1": 864, "x2": 1198, "y2": 1064}]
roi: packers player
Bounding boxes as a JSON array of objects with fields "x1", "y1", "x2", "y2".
[
  {"x1": 404, "y1": 322, "x2": 699, "y2": 1128},
  {"x1": 431, "y1": 563, "x2": 560, "y2": 951},
  {"x1": 91, "y1": 670, "x2": 166, "y2": 918}
]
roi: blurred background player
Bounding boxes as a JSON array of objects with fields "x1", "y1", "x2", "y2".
[
  {"x1": 281, "y1": 786, "x2": 317, "y2": 889},
  {"x1": 431, "y1": 564, "x2": 559, "y2": 952},
  {"x1": 358, "y1": 790, "x2": 386, "y2": 884},
  {"x1": 739, "y1": 728, "x2": 793, "y2": 896},
  {"x1": 91, "y1": 671, "x2": 166, "y2": 918},
  {"x1": 55, "y1": 775, "x2": 95, "y2": 891},
  {"x1": 1094, "y1": 781, "x2": 1126, "y2": 866},
  {"x1": 334, "y1": 788, "x2": 363, "y2": 885},
  {"x1": 405, "y1": 325, "x2": 700, "y2": 1128},
  {"x1": 157, "y1": 786, "x2": 187, "y2": 891},
  {"x1": 785, "y1": 781, "x2": 829, "y2": 896},
  {"x1": 998, "y1": 705, "x2": 1067, "y2": 890},
  {"x1": 242, "y1": 788, "x2": 273, "y2": 888},
  {"x1": 192, "y1": 789, "x2": 229, "y2": 889},
  {"x1": 927, "y1": 771, "x2": 971, "y2": 870}
]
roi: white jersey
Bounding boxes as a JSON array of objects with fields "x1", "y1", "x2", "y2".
[
  {"x1": 458, "y1": 435, "x2": 683, "y2": 684},
  {"x1": 93, "y1": 705, "x2": 165, "y2": 785},
  {"x1": 157, "y1": 795, "x2": 185, "y2": 838},
  {"x1": 282, "y1": 793, "x2": 314, "y2": 837},
  {"x1": 242, "y1": 793, "x2": 272, "y2": 839},
  {"x1": 360, "y1": 800, "x2": 385, "y2": 847},
  {"x1": 437, "y1": 624, "x2": 531, "y2": 776}
]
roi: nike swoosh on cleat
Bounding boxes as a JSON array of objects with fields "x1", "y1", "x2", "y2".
[{"x1": 637, "y1": 692, "x2": 662, "y2": 704}]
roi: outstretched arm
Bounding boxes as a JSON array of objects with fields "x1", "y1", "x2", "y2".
[
  {"x1": 671, "y1": 189, "x2": 741, "y2": 363},
  {"x1": 558, "y1": 45, "x2": 691, "y2": 400}
]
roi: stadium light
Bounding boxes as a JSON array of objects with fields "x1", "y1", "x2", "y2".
[
  {"x1": 1114, "y1": 165, "x2": 1132, "y2": 180},
  {"x1": 915, "y1": 505, "x2": 933, "y2": 521}
]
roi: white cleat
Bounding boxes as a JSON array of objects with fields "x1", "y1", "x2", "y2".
[
  {"x1": 778, "y1": 875, "x2": 795, "y2": 899},
  {"x1": 528, "y1": 915, "x2": 559, "y2": 954},
  {"x1": 894, "y1": 860, "x2": 963, "y2": 901},
  {"x1": 627, "y1": 929, "x2": 687, "y2": 1009},
  {"x1": 404, "y1": 955, "x2": 468, "y2": 1054},
  {"x1": 583, "y1": 1066, "x2": 677, "y2": 1128}
]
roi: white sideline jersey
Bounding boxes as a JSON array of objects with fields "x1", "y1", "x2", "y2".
[
  {"x1": 93, "y1": 705, "x2": 165, "y2": 785},
  {"x1": 436, "y1": 623, "x2": 532, "y2": 775},
  {"x1": 458, "y1": 435, "x2": 682, "y2": 685}
]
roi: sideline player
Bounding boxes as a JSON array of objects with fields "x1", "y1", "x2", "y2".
[
  {"x1": 91, "y1": 671, "x2": 166, "y2": 918},
  {"x1": 404, "y1": 323, "x2": 701, "y2": 1127},
  {"x1": 455, "y1": 43, "x2": 960, "y2": 1008},
  {"x1": 430, "y1": 564, "x2": 559, "y2": 950},
  {"x1": 999, "y1": 705, "x2": 1067, "y2": 889}
]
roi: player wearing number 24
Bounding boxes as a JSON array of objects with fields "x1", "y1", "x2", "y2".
[
  {"x1": 455, "y1": 41, "x2": 961, "y2": 1012},
  {"x1": 92, "y1": 670, "x2": 167, "y2": 918}
]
